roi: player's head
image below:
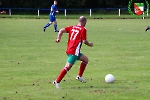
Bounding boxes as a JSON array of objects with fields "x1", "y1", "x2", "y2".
[
  {"x1": 78, "y1": 16, "x2": 87, "y2": 27},
  {"x1": 54, "y1": 0, "x2": 57, "y2": 5}
]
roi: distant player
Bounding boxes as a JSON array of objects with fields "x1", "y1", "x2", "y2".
[
  {"x1": 145, "y1": 26, "x2": 150, "y2": 31},
  {"x1": 43, "y1": 0, "x2": 59, "y2": 32},
  {"x1": 53, "y1": 16, "x2": 93, "y2": 89}
]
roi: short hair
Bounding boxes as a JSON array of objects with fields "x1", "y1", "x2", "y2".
[{"x1": 79, "y1": 16, "x2": 87, "y2": 22}]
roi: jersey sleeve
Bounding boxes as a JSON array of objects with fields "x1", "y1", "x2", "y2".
[
  {"x1": 82, "y1": 28, "x2": 87, "y2": 40},
  {"x1": 65, "y1": 26, "x2": 71, "y2": 33}
]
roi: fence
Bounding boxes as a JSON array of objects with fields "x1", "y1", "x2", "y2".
[{"x1": 0, "y1": 8, "x2": 149, "y2": 17}]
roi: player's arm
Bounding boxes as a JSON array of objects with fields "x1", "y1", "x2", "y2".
[
  {"x1": 82, "y1": 28, "x2": 93, "y2": 47},
  {"x1": 55, "y1": 28, "x2": 67, "y2": 43},
  {"x1": 52, "y1": 9, "x2": 59, "y2": 13},
  {"x1": 83, "y1": 40, "x2": 93, "y2": 47}
]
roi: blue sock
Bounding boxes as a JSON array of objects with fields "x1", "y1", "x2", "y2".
[
  {"x1": 148, "y1": 26, "x2": 150, "y2": 29},
  {"x1": 54, "y1": 24, "x2": 57, "y2": 31},
  {"x1": 44, "y1": 23, "x2": 50, "y2": 29}
]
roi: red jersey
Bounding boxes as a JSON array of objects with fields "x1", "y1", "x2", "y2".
[{"x1": 65, "y1": 25, "x2": 87, "y2": 56}]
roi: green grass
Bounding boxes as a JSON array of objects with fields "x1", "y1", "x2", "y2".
[
  {"x1": 1, "y1": 14, "x2": 150, "y2": 19},
  {"x1": 0, "y1": 18, "x2": 150, "y2": 100}
]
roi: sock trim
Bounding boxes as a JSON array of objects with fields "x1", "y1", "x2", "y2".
[{"x1": 64, "y1": 67, "x2": 68, "y2": 72}]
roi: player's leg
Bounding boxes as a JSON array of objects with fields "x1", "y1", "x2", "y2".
[
  {"x1": 43, "y1": 22, "x2": 52, "y2": 31},
  {"x1": 145, "y1": 26, "x2": 150, "y2": 31},
  {"x1": 54, "y1": 20, "x2": 59, "y2": 32},
  {"x1": 55, "y1": 62, "x2": 73, "y2": 82},
  {"x1": 53, "y1": 55, "x2": 78, "y2": 88},
  {"x1": 76, "y1": 53, "x2": 88, "y2": 83},
  {"x1": 53, "y1": 62, "x2": 73, "y2": 88},
  {"x1": 43, "y1": 15, "x2": 53, "y2": 32}
]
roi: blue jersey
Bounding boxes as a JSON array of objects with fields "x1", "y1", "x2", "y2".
[{"x1": 50, "y1": 4, "x2": 57, "y2": 17}]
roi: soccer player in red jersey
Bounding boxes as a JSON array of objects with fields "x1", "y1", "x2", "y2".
[{"x1": 53, "y1": 16, "x2": 93, "y2": 88}]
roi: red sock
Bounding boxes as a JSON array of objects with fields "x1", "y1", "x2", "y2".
[
  {"x1": 56, "y1": 67, "x2": 68, "y2": 83},
  {"x1": 78, "y1": 62, "x2": 87, "y2": 77}
]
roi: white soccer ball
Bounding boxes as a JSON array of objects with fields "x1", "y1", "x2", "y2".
[{"x1": 105, "y1": 74, "x2": 115, "y2": 83}]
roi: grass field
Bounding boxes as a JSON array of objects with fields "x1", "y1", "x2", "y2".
[
  {"x1": 1, "y1": 14, "x2": 150, "y2": 19},
  {"x1": 1, "y1": 18, "x2": 150, "y2": 100}
]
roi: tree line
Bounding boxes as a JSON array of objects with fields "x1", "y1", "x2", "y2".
[{"x1": 0, "y1": 0, "x2": 147, "y2": 8}]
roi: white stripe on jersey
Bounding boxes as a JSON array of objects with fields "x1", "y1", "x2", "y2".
[{"x1": 75, "y1": 42, "x2": 81, "y2": 56}]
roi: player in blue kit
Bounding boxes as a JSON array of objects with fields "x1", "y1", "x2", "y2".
[
  {"x1": 145, "y1": 26, "x2": 150, "y2": 31},
  {"x1": 43, "y1": 0, "x2": 59, "y2": 32}
]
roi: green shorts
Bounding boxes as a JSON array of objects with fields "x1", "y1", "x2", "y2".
[{"x1": 67, "y1": 53, "x2": 83, "y2": 64}]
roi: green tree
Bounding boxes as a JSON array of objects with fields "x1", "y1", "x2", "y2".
[
  {"x1": 0, "y1": 0, "x2": 135, "y2": 8},
  {"x1": 59, "y1": 0, "x2": 86, "y2": 8}
]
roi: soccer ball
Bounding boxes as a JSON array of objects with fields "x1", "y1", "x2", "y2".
[{"x1": 105, "y1": 74, "x2": 115, "y2": 83}]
